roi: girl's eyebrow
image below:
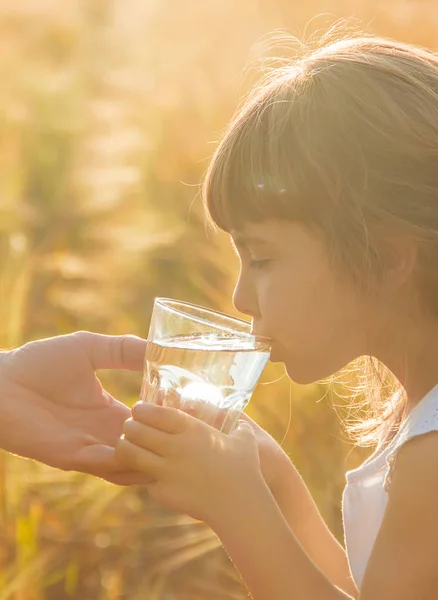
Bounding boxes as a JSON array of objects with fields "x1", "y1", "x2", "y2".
[{"x1": 232, "y1": 234, "x2": 271, "y2": 247}]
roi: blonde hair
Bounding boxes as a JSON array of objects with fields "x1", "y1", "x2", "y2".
[{"x1": 202, "y1": 32, "x2": 438, "y2": 446}]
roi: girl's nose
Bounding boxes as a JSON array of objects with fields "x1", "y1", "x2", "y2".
[{"x1": 233, "y1": 274, "x2": 259, "y2": 320}]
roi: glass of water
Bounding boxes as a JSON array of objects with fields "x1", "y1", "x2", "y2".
[{"x1": 140, "y1": 298, "x2": 271, "y2": 433}]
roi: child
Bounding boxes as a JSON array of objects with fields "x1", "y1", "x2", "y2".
[{"x1": 116, "y1": 33, "x2": 438, "y2": 599}]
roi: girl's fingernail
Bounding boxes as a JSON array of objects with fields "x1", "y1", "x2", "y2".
[{"x1": 132, "y1": 402, "x2": 149, "y2": 416}]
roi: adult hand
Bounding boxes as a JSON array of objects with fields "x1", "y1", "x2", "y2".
[{"x1": 0, "y1": 331, "x2": 148, "y2": 484}]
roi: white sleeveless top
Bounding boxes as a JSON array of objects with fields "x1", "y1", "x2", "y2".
[{"x1": 342, "y1": 384, "x2": 438, "y2": 588}]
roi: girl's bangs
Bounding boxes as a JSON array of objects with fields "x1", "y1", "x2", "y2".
[{"x1": 202, "y1": 89, "x2": 323, "y2": 233}]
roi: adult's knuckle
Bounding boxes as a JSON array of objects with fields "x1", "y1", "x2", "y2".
[
  {"x1": 73, "y1": 330, "x2": 92, "y2": 345},
  {"x1": 107, "y1": 336, "x2": 120, "y2": 366}
]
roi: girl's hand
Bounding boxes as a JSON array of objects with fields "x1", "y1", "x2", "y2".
[
  {"x1": 115, "y1": 403, "x2": 267, "y2": 524},
  {"x1": 238, "y1": 412, "x2": 296, "y2": 499}
]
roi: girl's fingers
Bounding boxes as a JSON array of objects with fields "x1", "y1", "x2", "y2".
[
  {"x1": 115, "y1": 438, "x2": 164, "y2": 477},
  {"x1": 122, "y1": 418, "x2": 171, "y2": 456},
  {"x1": 131, "y1": 402, "x2": 187, "y2": 434},
  {"x1": 155, "y1": 389, "x2": 181, "y2": 409}
]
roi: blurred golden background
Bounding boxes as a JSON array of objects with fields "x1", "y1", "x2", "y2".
[{"x1": 0, "y1": 1, "x2": 437, "y2": 598}]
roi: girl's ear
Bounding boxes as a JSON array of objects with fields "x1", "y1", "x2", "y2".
[{"x1": 377, "y1": 225, "x2": 418, "y2": 291}]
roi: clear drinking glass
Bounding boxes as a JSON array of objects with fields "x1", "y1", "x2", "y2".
[{"x1": 140, "y1": 298, "x2": 271, "y2": 433}]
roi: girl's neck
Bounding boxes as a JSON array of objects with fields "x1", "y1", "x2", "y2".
[{"x1": 376, "y1": 314, "x2": 438, "y2": 415}]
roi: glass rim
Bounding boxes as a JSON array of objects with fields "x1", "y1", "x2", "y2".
[{"x1": 154, "y1": 297, "x2": 272, "y2": 347}]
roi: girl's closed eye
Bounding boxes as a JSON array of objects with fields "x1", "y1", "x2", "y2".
[{"x1": 249, "y1": 258, "x2": 271, "y2": 270}]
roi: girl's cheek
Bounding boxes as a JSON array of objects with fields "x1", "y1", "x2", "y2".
[
  {"x1": 262, "y1": 275, "x2": 297, "y2": 335},
  {"x1": 259, "y1": 267, "x2": 286, "y2": 306}
]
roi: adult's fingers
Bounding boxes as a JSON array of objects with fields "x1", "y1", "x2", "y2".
[
  {"x1": 74, "y1": 444, "x2": 156, "y2": 485},
  {"x1": 106, "y1": 470, "x2": 155, "y2": 486},
  {"x1": 77, "y1": 332, "x2": 147, "y2": 371},
  {"x1": 74, "y1": 443, "x2": 125, "y2": 476}
]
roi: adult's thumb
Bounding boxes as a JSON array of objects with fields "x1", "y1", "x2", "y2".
[{"x1": 77, "y1": 332, "x2": 147, "y2": 371}]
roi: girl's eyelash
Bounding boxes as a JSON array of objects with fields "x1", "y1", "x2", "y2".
[{"x1": 249, "y1": 259, "x2": 271, "y2": 270}]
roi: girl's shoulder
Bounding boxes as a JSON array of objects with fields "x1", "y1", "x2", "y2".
[{"x1": 385, "y1": 383, "x2": 438, "y2": 491}]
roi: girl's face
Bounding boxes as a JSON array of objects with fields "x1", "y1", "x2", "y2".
[{"x1": 231, "y1": 220, "x2": 375, "y2": 383}]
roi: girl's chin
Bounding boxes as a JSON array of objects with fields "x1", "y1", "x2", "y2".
[
  {"x1": 269, "y1": 341, "x2": 290, "y2": 364},
  {"x1": 269, "y1": 348, "x2": 284, "y2": 364},
  {"x1": 283, "y1": 357, "x2": 329, "y2": 386},
  {"x1": 269, "y1": 344, "x2": 328, "y2": 384},
  {"x1": 272, "y1": 343, "x2": 349, "y2": 384}
]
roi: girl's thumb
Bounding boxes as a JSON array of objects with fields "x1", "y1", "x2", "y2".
[{"x1": 232, "y1": 419, "x2": 255, "y2": 439}]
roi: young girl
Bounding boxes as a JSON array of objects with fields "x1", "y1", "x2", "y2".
[{"x1": 116, "y1": 33, "x2": 438, "y2": 599}]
